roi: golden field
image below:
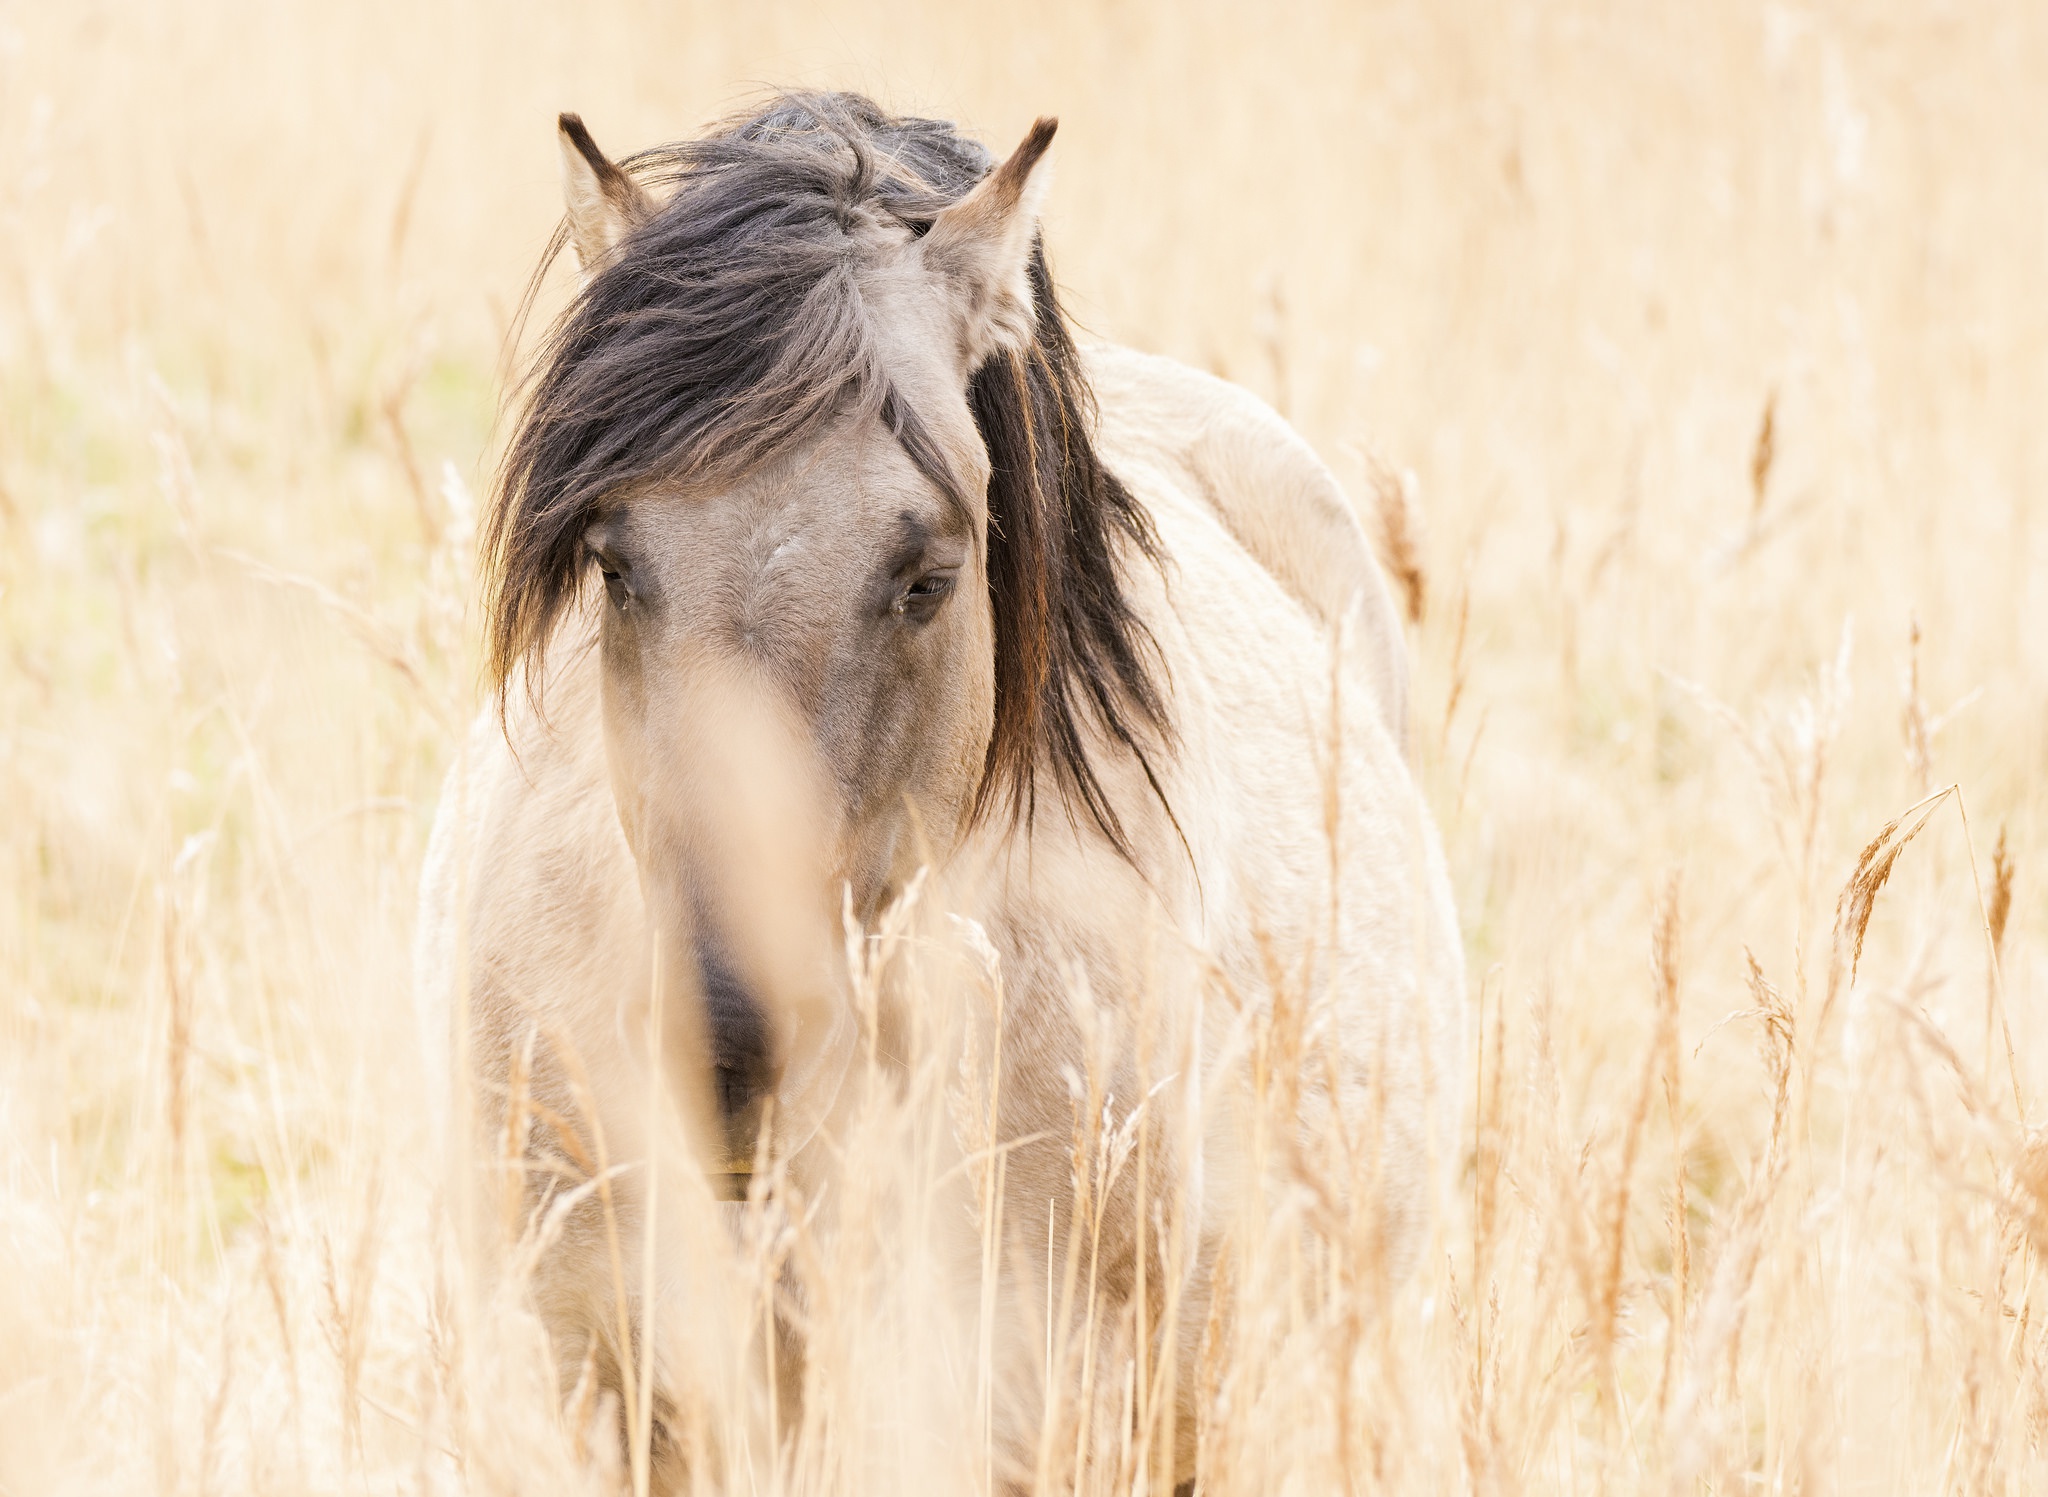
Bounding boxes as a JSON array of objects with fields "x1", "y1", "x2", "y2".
[{"x1": 4, "y1": 2, "x2": 2047, "y2": 1491}]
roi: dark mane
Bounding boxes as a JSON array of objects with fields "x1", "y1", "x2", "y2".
[{"x1": 484, "y1": 91, "x2": 1172, "y2": 855}]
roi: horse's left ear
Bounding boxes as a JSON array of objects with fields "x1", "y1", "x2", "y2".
[{"x1": 920, "y1": 117, "x2": 1057, "y2": 370}]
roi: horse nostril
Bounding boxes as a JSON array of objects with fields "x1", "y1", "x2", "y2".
[
  {"x1": 695, "y1": 937, "x2": 776, "y2": 1133},
  {"x1": 713, "y1": 1064, "x2": 754, "y2": 1120}
]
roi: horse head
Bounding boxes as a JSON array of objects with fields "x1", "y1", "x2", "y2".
[{"x1": 484, "y1": 96, "x2": 1161, "y2": 1181}]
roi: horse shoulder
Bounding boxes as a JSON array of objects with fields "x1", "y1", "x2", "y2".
[
  {"x1": 415, "y1": 651, "x2": 643, "y2": 1093},
  {"x1": 1083, "y1": 343, "x2": 1410, "y2": 749}
]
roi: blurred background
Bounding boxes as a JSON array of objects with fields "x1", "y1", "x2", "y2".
[{"x1": 4, "y1": 2, "x2": 2046, "y2": 1490}]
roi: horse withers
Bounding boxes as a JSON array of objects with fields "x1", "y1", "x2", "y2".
[{"x1": 416, "y1": 92, "x2": 1463, "y2": 1488}]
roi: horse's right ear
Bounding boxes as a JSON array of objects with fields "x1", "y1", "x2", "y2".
[
  {"x1": 558, "y1": 113, "x2": 651, "y2": 275},
  {"x1": 920, "y1": 117, "x2": 1058, "y2": 372}
]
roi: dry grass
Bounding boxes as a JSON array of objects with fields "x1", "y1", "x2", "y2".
[{"x1": 4, "y1": 1, "x2": 2047, "y2": 1491}]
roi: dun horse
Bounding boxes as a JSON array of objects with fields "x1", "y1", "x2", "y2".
[{"x1": 417, "y1": 92, "x2": 1463, "y2": 1488}]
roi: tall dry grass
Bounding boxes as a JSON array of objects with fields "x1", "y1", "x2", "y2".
[{"x1": 4, "y1": 1, "x2": 2047, "y2": 1491}]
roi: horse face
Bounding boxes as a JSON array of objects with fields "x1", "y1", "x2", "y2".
[
  {"x1": 587, "y1": 409, "x2": 997, "y2": 897},
  {"x1": 546, "y1": 111, "x2": 1056, "y2": 1161},
  {"x1": 582, "y1": 412, "x2": 995, "y2": 1156}
]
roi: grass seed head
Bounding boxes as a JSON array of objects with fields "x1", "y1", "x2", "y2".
[
  {"x1": 1749, "y1": 388, "x2": 1777, "y2": 522},
  {"x1": 1358, "y1": 447, "x2": 1429, "y2": 625},
  {"x1": 1989, "y1": 823, "x2": 2015, "y2": 961}
]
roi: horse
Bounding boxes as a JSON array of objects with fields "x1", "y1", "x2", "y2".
[{"x1": 415, "y1": 91, "x2": 1463, "y2": 1489}]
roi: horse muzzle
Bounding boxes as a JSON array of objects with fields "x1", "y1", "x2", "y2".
[{"x1": 685, "y1": 926, "x2": 855, "y2": 1201}]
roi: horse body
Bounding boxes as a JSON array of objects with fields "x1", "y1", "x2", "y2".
[
  {"x1": 945, "y1": 343, "x2": 1459, "y2": 1372},
  {"x1": 416, "y1": 95, "x2": 1460, "y2": 1484}
]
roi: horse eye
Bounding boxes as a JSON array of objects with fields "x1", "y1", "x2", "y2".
[
  {"x1": 895, "y1": 570, "x2": 956, "y2": 620},
  {"x1": 594, "y1": 561, "x2": 631, "y2": 612}
]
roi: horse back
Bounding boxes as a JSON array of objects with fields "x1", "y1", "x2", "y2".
[{"x1": 1083, "y1": 344, "x2": 1409, "y2": 748}]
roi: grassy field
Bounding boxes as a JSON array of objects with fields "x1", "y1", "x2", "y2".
[{"x1": 4, "y1": 1, "x2": 2047, "y2": 1491}]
